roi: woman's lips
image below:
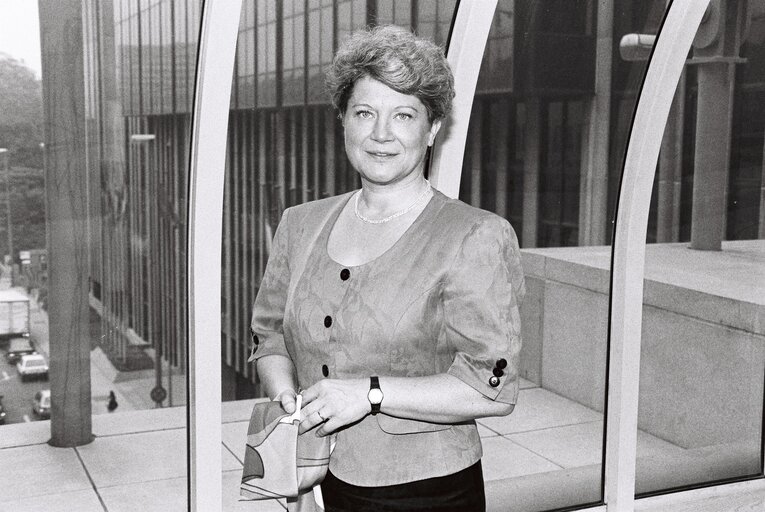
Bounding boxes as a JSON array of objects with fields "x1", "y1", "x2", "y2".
[{"x1": 366, "y1": 150, "x2": 398, "y2": 158}]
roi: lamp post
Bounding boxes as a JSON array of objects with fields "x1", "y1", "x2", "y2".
[
  {"x1": 130, "y1": 134, "x2": 168, "y2": 408},
  {"x1": 0, "y1": 149, "x2": 12, "y2": 268}
]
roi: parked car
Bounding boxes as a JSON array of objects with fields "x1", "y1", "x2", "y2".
[
  {"x1": 32, "y1": 389, "x2": 51, "y2": 419},
  {"x1": 17, "y1": 353, "x2": 48, "y2": 382},
  {"x1": 5, "y1": 337, "x2": 36, "y2": 365},
  {"x1": 0, "y1": 395, "x2": 6, "y2": 424}
]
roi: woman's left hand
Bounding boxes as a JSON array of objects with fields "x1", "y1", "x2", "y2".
[{"x1": 298, "y1": 378, "x2": 370, "y2": 437}]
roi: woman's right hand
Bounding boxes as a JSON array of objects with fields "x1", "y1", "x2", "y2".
[{"x1": 273, "y1": 388, "x2": 298, "y2": 414}]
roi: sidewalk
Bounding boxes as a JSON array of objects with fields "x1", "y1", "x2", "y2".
[
  {"x1": 19, "y1": 280, "x2": 186, "y2": 415},
  {"x1": 89, "y1": 345, "x2": 186, "y2": 414}
]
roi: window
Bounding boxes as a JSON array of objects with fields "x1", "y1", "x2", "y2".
[
  {"x1": 455, "y1": 2, "x2": 610, "y2": 509},
  {"x1": 0, "y1": 0, "x2": 202, "y2": 508},
  {"x1": 635, "y1": 1, "x2": 765, "y2": 495}
]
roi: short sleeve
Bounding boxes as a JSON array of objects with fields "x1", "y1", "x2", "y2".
[
  {"x1": 443, "y1": 216, "x2": 525, "y2": 404},
  {"x1": 247, "y1": 208, "x2": 292, "y2": 363}
]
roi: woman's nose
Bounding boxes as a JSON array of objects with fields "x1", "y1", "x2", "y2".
[{"x1": 371, "y1": 117, "x2": 393, "y2": 142}]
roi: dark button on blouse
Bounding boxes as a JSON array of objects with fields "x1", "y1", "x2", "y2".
[
  {"x1": 340, "y1": 268, "x2": 350, "y2": 281},
  {"x1": 489, "y1": 376, "x2": 500, "y2": 387},
  {"x1": 322, "y1": 364, "x2": 329, "y2": 377},
  {"x1": 324, "y1": 315, "x2": 333, "y2": 328},
  {"x1": 492, "y1": 367, "x2": 504, "y2": 378},
  {"x1": 496, "y1": 358, "x2": 507, "y2": 370}
]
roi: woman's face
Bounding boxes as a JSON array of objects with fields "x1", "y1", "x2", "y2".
[{"x1": 343, "y1": 76, "x2": 442, "y2": 187}]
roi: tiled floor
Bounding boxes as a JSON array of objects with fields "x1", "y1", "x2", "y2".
[{"x1": 1, "y1": 381, "x2": 763, "y2": 512}]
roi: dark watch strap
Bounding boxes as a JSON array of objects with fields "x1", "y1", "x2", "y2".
[{"x1": 369, "y1": 376, "x2": 381, "y2": 415}]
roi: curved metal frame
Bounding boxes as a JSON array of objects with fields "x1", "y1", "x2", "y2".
[
  {"x1": 187, "y1": 1, "x2": 242, "y2": 510},
  {"x1": 605, "y1": 0, "x2": 715, "y2": 510},
  {"x1": 429, "y1": 0, "x2": 498, "y2": 198}
]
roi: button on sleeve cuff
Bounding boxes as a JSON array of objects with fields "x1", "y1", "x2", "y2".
[{"x1": 447, "y1": 350, "x2": 520, "y2": 405}]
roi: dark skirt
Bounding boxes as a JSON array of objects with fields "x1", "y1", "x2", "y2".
[{"x1": 320, "y1": 461, "x2": 486, "y2": 512}]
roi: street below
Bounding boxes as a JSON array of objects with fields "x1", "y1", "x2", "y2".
[{"x1": 0, "y1": 348, "x2": 47, "y2": 424}]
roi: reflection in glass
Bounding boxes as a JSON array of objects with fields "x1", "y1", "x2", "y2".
[
  {"x1": 635, "y1": 1, "x2": 765, "y2": 495},
  {"x1": 93, "y1": 0, "x2": 196, "y2": 408}
]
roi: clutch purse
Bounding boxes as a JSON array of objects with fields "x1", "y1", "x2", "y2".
[{"x1": 240, "y1": 394, "x2": 333, "y2": 501}]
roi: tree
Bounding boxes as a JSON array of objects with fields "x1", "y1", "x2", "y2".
[
  {"x1": 0, "y1": 54, "x2": 46, "y2": 260},
  {"x1": 0, "y1": 52, "x2": 43, "y2": 168}
]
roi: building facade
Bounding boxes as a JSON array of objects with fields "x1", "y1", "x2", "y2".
[{"x1": 76, "y1": 0, "x2": 764, "y2": 401}]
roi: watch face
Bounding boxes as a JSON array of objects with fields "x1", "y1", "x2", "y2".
[{"x1": 368, "y1": 388, "x2": 384, "y2": 405}]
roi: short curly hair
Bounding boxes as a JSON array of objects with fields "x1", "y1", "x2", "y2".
[{"x1": 326, "y1": 25, "x2": 455, "y2": 122}]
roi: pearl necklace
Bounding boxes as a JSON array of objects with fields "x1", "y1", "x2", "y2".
[{"x1": 354, "y1": 180, "x2": 432, "y2": 224}]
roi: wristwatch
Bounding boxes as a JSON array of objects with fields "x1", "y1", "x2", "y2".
[{"x1": 367, "y1": 376, "x2": 384, "y2": 415}]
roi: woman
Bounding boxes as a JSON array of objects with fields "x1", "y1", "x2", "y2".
[{"x1": 249, "y1": 26, "x2": 525, "y2": 512}]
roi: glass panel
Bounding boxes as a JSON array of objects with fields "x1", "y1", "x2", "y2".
[
  {"x1": 376, "y1": 0, "x2": 412, "y2": 29},
  {"x1": 283, "y1": 2, "x2": 306, "y2": 106},
  {"x1": 235, "y1": 2, "x2": 256, "y2": 109},
  {"x1": 415, "y1": 0, "x2": 453, "y2": 46},
  {"x1": 0, "y1": 0, "x2": 200, "y2": 509},
  {"x1": 257, "y1": 0, "x2": 278, "y2": 107},
  {"x1": 458, "y1": 1, "x2": 665, "y2": 510},
  {"x1": 634, "y1": 2, "x2": 765, "y2": 495}
]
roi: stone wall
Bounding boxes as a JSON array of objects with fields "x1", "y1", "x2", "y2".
[{"x1": 519, "y1": 242, "x2": 765, "y2": 449}]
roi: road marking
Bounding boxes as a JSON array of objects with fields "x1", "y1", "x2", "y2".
[{"x1": 23, "y1": 414, "x2": 31, "y2": 422}]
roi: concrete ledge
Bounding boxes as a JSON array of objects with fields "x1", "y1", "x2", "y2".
[
  {"x1": 486, "y1": 464, "x2": 602, "y2": 512},
  {"x1": 635, "y1": 441, "x2": 761, "y2": 495},
  {"x1": 635, "y1": 479, "x2": 765, "y2": 512},
  {"x1": 485, "y1": 442, "x2": 761, "y2": 512},
  {"x1": 92, "y1": 405, "x2": 187, "y2": 437},
  {"x1": 0, "y1": 419, "x2": 52, "y2": 448},
  {"x1": 521, "y1": 240, "x2": 765, "y2": 335},
  {"x1": 519, "y1": 240, "x2": 765, "y2": 448}
]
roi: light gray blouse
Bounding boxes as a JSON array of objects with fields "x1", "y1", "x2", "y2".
[{"x1": 249, "y1": 189, "x2": 525, "y2": 486}]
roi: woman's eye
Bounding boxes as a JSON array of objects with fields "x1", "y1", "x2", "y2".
[
  {"x1": 395, "y1": 112, "x2": 413, "y2": 121},
  {"x1": 355, "y1": 110, "x2": 373, "y2": 119}
]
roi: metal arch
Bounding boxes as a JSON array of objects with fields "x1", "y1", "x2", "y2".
[
  {"x1": 429, "y1": 0, "x2": 498, "y2": 198},
  {"x1": 187, "y1": 1, "x2": 242, "y2": 511},
  {"x1": 606, "y1": 1, "x2": 710, "y2": 511}
]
